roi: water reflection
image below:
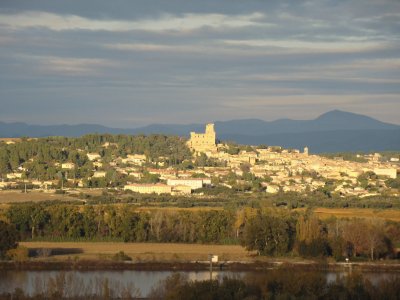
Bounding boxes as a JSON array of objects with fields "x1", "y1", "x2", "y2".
[{"x1": 0, "y1": 269, "x2": 398, "y2": 297}]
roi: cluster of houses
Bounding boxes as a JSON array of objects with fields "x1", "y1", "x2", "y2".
[
  {"x1": 124, "y1": 178, "x2": 212, "y2": 195},
  {"x1": 0, "y1": 124, "x2": 399, "y2": 197}
]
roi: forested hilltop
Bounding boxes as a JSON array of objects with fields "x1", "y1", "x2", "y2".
[
  {"x1": 0, "y1": 134, "x2": 191, "y2": 185},
  {"x1": 0, "y1": 133, "x2": 399, "y2": 197}
]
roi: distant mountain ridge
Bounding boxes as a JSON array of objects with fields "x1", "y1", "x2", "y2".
[{"x1": 1, "y1": 110, "x2": 399, "y2": 153}]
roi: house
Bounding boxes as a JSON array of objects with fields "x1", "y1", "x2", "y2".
[
  {"x1": 93, "y1": 171, "x2": 106, "y2": 178},
  {"x1": 266, "y1": 185, "x2": 279, "y2": 194},
  {"x1": 373, "y1": 168, "x2": 397, "y2": 179},
  {"x1": 93, "y1": 162, "x2": 103, "y2": 168},
  {"x1": 6, "y1": 173, "x2": 23, "y2": 179},
  {"x1": 122, "y1": 154, "x2": 147, "y2": 165},
  {"x1": 61, "y1": 163, "x2": 75, "y2": 169},
  {"x1": 167, "y1": 178, "x2": 211, "y2": 190},
  {"x1": 124, "y1": 183, "x2": 172, "y2": 194},
  {"x1": 172, "y1": 185, "x2": 192, "y2": 195},
  {"x1": 87, "y1": 153, "x2": 101, "y2": 161}
]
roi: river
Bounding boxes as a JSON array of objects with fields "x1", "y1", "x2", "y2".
[{"x1": 0, "y1": 269, "x2": 398, "y2": 298}]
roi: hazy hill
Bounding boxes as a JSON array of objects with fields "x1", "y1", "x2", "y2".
[
  {"x1": 221, "y1": 129, "x2": 400, "y2": 153},
  {"x1": 132, "y1": 110, "x2": 399, "y2": 135},
  {"x1": 1, "y1": 110, "x2": 399, "y2": 152},
  {"x1": 0, "y1": 122, "x2": 132, "y2": 137}
]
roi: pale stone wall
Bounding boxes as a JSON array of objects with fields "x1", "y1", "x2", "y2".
[
  {"x1": 374, "y1": 168, "x2": 397, "y2": 179},
  {"x1": 167, "y1": 178, "x2": 211, "y2": 189},
  {"x1": 61, "y1": 163, "x2": 75, "y2": 169},
  {"x1": 124, "y1": 184, "x2": 172, "y2": 194},
  {"x1": 172, "y1": 185, "x2": 192, "y2": 195},
  {"x1": 6, "y1": 173, "x2": 23, "y2": 179},
  {"x1": 87, "y1": 153, "x2": 101, "y2": 161},
  {"x1": 187, "y1": 123, "x2": 217, "y2": 153},
  {"x1": 93, "y1": 171, "x2": 106, "y2": 178}
]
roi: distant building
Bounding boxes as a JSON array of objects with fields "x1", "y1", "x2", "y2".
[
  {"x1": 187, "y1": 123, "x2": 217, "y2": 153},
  {"x1": 122, "y1": 154, "x2": 147, "y2": 165},
  {"x1": 172, "y1": 185, "x2": 192, "y2": 195},
  {"x1": 93, "y1": 162, "x2": 103, "y2": 168},
  {"x1": 373, "y1": 168, "x2": 397, "y2": 179},
  {"x1": 93, "y1": 171, "x2": 106, "y2": 178},
  {"x1": 61, "y1": 163, "x2": 75, "y2": 169},
  {"x1": 124, "y1": 183, "x2": 172, "y2": 194},
  {"x1": 87, "y1": 153, "x2": 101, "y2": 161},
  {"x1": 266, "y1": 185, "x2": 279, "y2": 194},
  {"x1": 6, "y1": 173, "x2": 23, "y2": 179},
  {"x1": 167, "y1": 178, "x2": 211, "y2": 190}
]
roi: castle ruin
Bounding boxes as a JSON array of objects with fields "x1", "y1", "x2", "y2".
[{"x1": 187, "y1": 123, "x2": 217, "y2": 153}]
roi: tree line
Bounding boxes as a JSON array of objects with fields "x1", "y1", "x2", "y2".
[{"x1": 2, "y1": 203, "x2": 400, "y2": 260}]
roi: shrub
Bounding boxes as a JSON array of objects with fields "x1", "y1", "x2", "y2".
[
  {"x1": 112, "y1": 251, "x2": 132, "y2": 261},
  {"x1": 6, "y1": 246, "x2": 29, "y2": 262},
  {"x1": 0, "y1": 220, "x2": 19, "y2": 258}
]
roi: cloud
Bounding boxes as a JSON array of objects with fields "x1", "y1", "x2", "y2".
[
  {"x1": 42, "y1": 57, "x2": 114, "y2": 75},
  {"x1": 11, "y1": 54, "x2": 116, "y2": 76},
  {"x1": 0, "y1": 11, "x2": 267, "y2": 32},
  {"x1": 222, "y1": 39, "x2": 387, "y2": 53},
  {"x1": 0, "y1": 1, "x2": 399, "y2": 126}
]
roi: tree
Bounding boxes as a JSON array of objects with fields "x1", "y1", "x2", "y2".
[
  {"x1": 296, "y1": 214, "x2": 323, "y2": 243},
  {"x1": 0, "y1": 220, "x2": 19, "y2": 258},
  {"x1": 30, "y1": 205, "x2": 49, "y2": 239},
  {"x1": 140, "y1": 171, "x2": 160, "y2": 184},
  {"x1": 296, "y1": 214, "x2": 330, "y2": 257},
  {"x1": 341, "y1": 218, "x2": 389, "y2": 259},
  {"x1": 365, "y1": 220, "x2": 383, "y2": 260},
  {"x1": 242, "y1": 213, "x2": 291, "y2": 256},
  {"x1": 363, "y1": 219, "x2": 388, "y2": 260},
  {"x1": 0, "y1": 148, "x2": 11, "y2": 176}
]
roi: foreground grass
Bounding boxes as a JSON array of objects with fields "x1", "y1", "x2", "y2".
[{"x1": 20, "y1": 242, "x2": 254, "y2": 262}]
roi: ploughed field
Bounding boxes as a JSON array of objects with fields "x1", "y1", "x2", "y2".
[{"x1": 20, "y1": 242, "x2": 253, "y2": 262}]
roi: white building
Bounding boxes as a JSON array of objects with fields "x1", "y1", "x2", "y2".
[{"x1": 167, "y1": 178, "x2": 211, "y2": 190}]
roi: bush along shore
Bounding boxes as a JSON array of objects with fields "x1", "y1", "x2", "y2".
[
  {"x1": 1, "y1": 258, "x2": 400, "y2": 272},
  {"x1": 1, "y1": 203, "x2": 400, "y2": 262}
]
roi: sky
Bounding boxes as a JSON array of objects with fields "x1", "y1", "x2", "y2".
[{"x1": 0, "y1": 0, "x2": 399, "y2": 127}]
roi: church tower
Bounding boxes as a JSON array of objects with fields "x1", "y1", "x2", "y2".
[{"x1": 304, "y1": 146, "x2": 309, "y2": 156}]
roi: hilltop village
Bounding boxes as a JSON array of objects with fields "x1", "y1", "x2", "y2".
[{"x1": 0, "y1": 124, "x2": 399, "y2": 198}]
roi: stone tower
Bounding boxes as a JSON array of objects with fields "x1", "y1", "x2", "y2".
[
  {"x1": 187, "y1": 123, "x2": 217, "y2": 153},
  {"x1": 304, "y1": 146, "x2": 309, "y2": 156}
]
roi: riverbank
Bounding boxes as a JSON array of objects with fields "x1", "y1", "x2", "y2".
[
  {"x1": 1, "y1": 259, "x2": 400, "y2": 272},
  {"x1": 3, "y1": 241, "x2": 395, "y2": 272}
]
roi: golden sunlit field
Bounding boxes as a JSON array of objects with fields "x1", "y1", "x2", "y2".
[
  {"x1": 20, "y1": 242, "x2": 253, "y2": 262},
  {"x1": 308, "y1": 208, "x2": 400, "y2": 222},
  {"x1": 0, "y1": 190, "x2": 79, "y2": 203},
  {"x1": 135, "y1": 206, "x2": 224, "y2": 212}
]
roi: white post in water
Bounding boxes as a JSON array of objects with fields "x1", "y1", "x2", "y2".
[{"x1": 208, "y1": 254, "x2": 218, "y2": 281}]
